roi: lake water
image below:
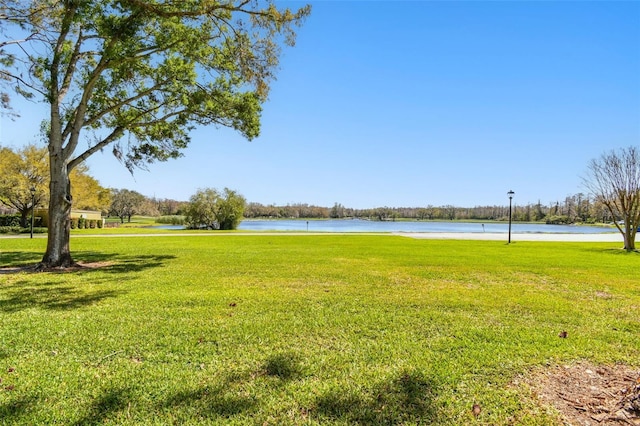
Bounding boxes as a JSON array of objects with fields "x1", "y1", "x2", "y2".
[
  {"x1": 136, "y1": 219, "x2": 609, "y2": 233},
  {"x1": 237, "y1": 219, "x2": 614, "y2": 233}
]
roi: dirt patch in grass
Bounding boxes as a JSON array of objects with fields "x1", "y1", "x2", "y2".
[{"x1": 525, "y1": 361, "x2": 640, "y2": 425}]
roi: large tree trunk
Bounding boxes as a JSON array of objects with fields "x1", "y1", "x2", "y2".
[
  {"x1": 20, "y1": 209, "x2": 29, "y2": 228},
  {"x1": 619, "y1": 212, "x2": 637, "y2": 251},
  {"x1": 623, "y1": 226, "x2": 636, "y2": 251},
  {"x1": 40, "y1": 151, "x2": 74, "y2": 268}
]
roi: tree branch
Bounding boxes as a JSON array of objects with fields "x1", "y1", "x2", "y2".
[
  {"x1": 124, "y1": 0, "x2": 254, "y2": 19},
  {"x1": 0, "y1": 69, "x2": 47, "y2": 97},
  {"x1": 68, "y1": 126, "x2": 125, "y2": 171},
  {"x1": 0, "y1": 32, "x2": 39, "y2": 49},
  {"x1": 65, "y1": 80, "x2": 167, "y2": 138},
  {"x1": 61, "y1": 40, "x2": 116, "y2": 160},
  {"x1": 58, "y1": 30, "x2": 85, "y2": 102}
]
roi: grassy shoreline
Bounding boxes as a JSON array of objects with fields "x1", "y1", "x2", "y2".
[{"x1": 1, "y1": 235, "x2": 638, "y2": 424}]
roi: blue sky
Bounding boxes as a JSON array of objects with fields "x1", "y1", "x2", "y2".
[{"x1": 1, "y1": 1, "x2": 639, "y2": 209}]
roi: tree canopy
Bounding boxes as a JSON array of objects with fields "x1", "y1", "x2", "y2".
[
  {"x1": 185, "y1": 187, "x2": 246, "y2": 230},
  {"x1": 69, "y1": 164, "x2": 111, "y2": 211},
  {"x1": 0, "y1": 144, "x2": 111, "y2": 225},
  {"x1": 0, "y1": 0, "x2": 309, "y2": 267},
  {"x1": 0, "y1": 144, "x2": 48, "y2": 226},
  {"x1": 108, "y1": 188, "x2": 146, "y2": 223}
]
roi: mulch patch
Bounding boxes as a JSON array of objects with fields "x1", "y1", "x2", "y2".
[{"x1": 525, "y1": 361, "x2": 640, "y2": 425}]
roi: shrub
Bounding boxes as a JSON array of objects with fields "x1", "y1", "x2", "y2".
[
  {"x1": 0, "y1": 226, "x2": 21, "y2": 234},
  {"x1": 0, "y1": 214, "x2": 21, "y2": 227},
  {"x1": 78, "y1": 218, "x2": 86, "y2": 229},
  {"x1": 546, "y1": 215, "x2": 572, "y2": 225},
  {"x1": 97, "y1": 220, "x2": 103, "y2": 229},
  {"x1": 155, "y1": 215, "x2": 186, "y2": 225},
  {"x1": 70, "y1": 218, "x2": 78, "y2": 229},
  {"x1": 18, "y1": 227, "x2": 47, "y2": 234}
]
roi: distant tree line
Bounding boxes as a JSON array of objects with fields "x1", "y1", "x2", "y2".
[
  {"x1": 243, "y1": 195, "x2": 613, "y2": 224},
  {"x1": 0, "y1": 145, "x2": 616, "y2": 227},
  {"x1": 106, "y1": 190, "x2": 188, "y2": 222}
]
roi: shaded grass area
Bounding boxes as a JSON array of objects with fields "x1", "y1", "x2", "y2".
[{"x1": 0, "y1": 235, "x2": 638, "y2": 424}]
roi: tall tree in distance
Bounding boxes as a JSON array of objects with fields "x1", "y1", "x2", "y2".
[
  {"x1": 70, "y1": 164, "x2": 111, "y2": 212},
  {"x1": 1, "y1": 0, "x2": 310, "y2": 267},
  {"x1": 184, "y1": 187, "x2": 246, "y2": 230},
  {"x1": 184, "y1": 188, "x2": 220, "y2": 230},
  {"x1": 583, "y1": 146, "x2": 640, "y2": 251},
  {"x1": 0, "y1": 144, "x2": 111, "y2": 223},
  {"x1": 216, "y1": 187, "x2": 246, "y2": 230},
  {"x1": 108, "y1": 188, "x2": 145, "y2": 223},
  {"x1": 0, "y1": 144, "x2": 48, "y2": 226}
]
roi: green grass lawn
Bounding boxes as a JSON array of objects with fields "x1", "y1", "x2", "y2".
[{"x1": 1, "y1": 235, "x2": 638, "y2": 425}]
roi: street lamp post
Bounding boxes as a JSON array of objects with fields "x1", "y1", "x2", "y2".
[
  {"x1": 30, "y1": 187, "x2": 36, "y2": 239},
  {"x1": 507, "y1": 190, "x2": 515, "y2": 244}
]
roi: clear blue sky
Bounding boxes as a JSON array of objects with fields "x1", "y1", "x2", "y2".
[{"x1": 1, "y1": 1, "x2": 639, "y2": 209}]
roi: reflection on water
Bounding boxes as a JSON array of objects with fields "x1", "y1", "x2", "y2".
[{"x1": 152, "y1": 220, "x2": 614, "y2": 234}]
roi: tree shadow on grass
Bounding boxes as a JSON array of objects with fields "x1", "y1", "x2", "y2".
[
  {"x1": 148, "y1": 354, "x2": 300, "y2": 422},
  {"x1": 583, "y1": 247, "x2": 640, "y2": 256},
  {"x1": 0, "y1": 251, "x2": 42, "y2": 269},
  {"x1": 0, "y1": 396, "x2": 38, "y2": 423},
  {"x1": 1, "y1": 252, "x2": 176, "y2": 312},
  {"x1": 72, "y1": 252, "x2": 178, "y2": 275},
  {"x1": 313, "y1": 370, "x2": 440, "y2": 425},
  {"x1": 72, "y1": 387, "x2": 133, "y2": 426},
  {"x1": 0, "y1": 282, "x2": 124, "y2": 313},
  {"x1": 159, "y1": 384, "x2": 257, "y2": 420},
  {"x1": 263, "y1": 352, "x2": 303, "y2": 381},
  {"x1": 0, "y1": 251, "x2": 176, "y2": 275}
]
